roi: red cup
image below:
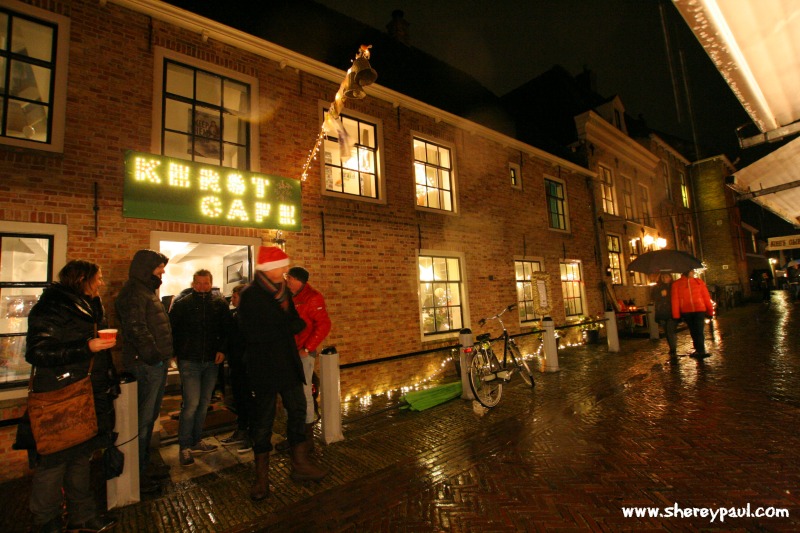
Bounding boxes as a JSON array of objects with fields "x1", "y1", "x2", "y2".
[{"x1": 98, "y1": 328, "x2": 117, "y2": 340}]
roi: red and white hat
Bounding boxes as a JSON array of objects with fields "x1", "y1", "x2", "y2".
[{"x1": 256, "y1": 246, "x2": 291, "y2": 271}]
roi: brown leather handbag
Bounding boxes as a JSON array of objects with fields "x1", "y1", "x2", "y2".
[{"x1": 27, "y1": 358, "x2": 98, "y2": 455}]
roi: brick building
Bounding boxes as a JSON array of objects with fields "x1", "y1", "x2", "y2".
[{"x1": 0, "y1": 0, "x2": 608, "y2": 479}]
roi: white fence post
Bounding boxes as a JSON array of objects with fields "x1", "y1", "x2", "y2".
[
  {"x1": 605, "y1": 311, "x2": 620, "y2": 352},
  {"x1": 647, "y1": 303, "x2": 659, "y2": 340},
  {"x1": 107, "y1": 378, "x2": 139, "y2": 509},
  {"x1": 319, "y1": 346, "x2": 344, "y2": 444},
  {"x1": 542, "y1": 317, "x2": 559, "y2": 372},
  {"x1": 459, "y1": 328, "x2": 474, "y2": 400}
]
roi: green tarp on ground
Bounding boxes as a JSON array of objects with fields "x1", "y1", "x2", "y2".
[{"x1": 401, "y1": 381, "x2": 462, "y2": 411}]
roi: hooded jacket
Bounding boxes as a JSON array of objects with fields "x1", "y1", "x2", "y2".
[
  {"x1": 671, "y1": 275, "x2": 714, "y2": 319},
  {"x1": 115, "y1": 250, "x2": 173, "y2": 368}
]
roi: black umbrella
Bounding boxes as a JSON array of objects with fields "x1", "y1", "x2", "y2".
[{"x1": 627, "y1": 249, "x2": 703, "y2": 274}]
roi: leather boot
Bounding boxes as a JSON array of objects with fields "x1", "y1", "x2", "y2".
[
  {"x1": 290, "y1": 439, "x2": 327, "y2": 482},
  {"x1": 250, "y1": 452, "x2": 270, "y2": 501},
  {"x1": 305, "y1": 423, "x2": 315, "y2": 445}
]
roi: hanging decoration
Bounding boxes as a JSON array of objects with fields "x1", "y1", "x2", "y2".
[{"x1": 300, "y1": 45, "x2": 378, "y2": 181}]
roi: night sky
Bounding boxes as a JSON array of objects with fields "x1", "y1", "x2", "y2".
[{"x1": 316, "y1": 0, "x2": 751, "y2": 161}]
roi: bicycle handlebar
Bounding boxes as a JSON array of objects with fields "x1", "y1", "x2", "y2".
[{"x1": 477, "y1": 304, "x2": 517, "y2": 326}]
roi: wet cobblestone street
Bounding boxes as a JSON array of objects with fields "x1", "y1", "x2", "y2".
[{"x1": 3, "y1": 292, "x2": 800, "y2": 532}]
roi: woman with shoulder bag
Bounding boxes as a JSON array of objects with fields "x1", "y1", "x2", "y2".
[{"x1": 22, "y1": 260, "x2": 118, "y2": 533}]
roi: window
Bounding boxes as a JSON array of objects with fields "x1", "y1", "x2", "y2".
[
  {"x1": 161, "y1": 58, "x2": 251, "y2": 170},
  {"x1": 322, "y1": 111, "x2": 380, "y2": 200},
  {"x1": 545, "y1": 177, "x2": 569, "y2": 231},
  {"x1": 607, "y1": 235, "x2": 623, "y2": 285},
  {"x1": 639, "y1": 184, "x2": 652, "y2": 226},
  {"x1": 599, "y1": 166, "x2": 617, "y2": 216},
  {"x1": 628, "y1": 238, "x2": 648, "y2": 286},
  {"x1": 663, "y1": 161, "x2": 673, "y2": 201},
  {"x1": 418, "y1": 252, "x2": 464, "y2": 336},
  {"x1": 509, "y1": 161, "x2": 521, "y2": 189},
  {"x1": 515, "y1": 259, "x2": 543, "y2": 322},
  {"x1": 0, "y1": 2, "x2": 68, "y2": 152},
  {"x1": 560, "y1": 261, "x2": 584, "y2": 317},
  {"x1": 0, "y1": 221, "x2": 66, "y2": 396},
  {"x1": 414, "y1": 137, "x2": 455, "y2": 212},
  {"x1": 679, "y1": 171, "x2": 690, "y2": 208},
  {"x1": 621, "y1": 176, "x2": 635, "y2": 220}
]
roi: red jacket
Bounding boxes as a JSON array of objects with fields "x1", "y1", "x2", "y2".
[
  {"x1": 293, "y1": 283, "x2": 332, "y2": 353},
  {"x1": 671, "y1": 276, "x2": 714, "y2": 319}
]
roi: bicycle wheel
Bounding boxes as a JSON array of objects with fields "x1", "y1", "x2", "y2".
[
  {"x1": 468, "y1": 348, "x2": 503, "y2": 408},
  {"x1": 510, "y1": 344, "x2": 535, "y2": 388}
]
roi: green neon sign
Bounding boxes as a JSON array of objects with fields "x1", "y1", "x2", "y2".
[{"x1": 123, "y1": 151, "x2": 301, "y2": 231}]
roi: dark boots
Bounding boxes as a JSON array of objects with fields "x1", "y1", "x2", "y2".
[
  {"x1": 250, "y1": 452, "x2": 270, "y2": 501},
  {"x1": 290, "y1": 439, "x2": 327, "y2": 481},
  {"x1": 275, "y1": 423, "x2": 315, "y2": 453}
]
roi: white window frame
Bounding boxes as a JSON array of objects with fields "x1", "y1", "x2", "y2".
[
  {"x1": 514, "y1": 257, "x2": 544, "y2": 323},
  {"x1": 151, "y1": 47, "x2": 260, "y2": 171},
  {"x1": 544, "y1": 174, "x2": 570, "y2": 232},
  {"x1": 679, "y1": 171, "x2": 690, "y2": 208},
  {"x1": 417, "y1": 249, "x2": 469, "y2": 341},
  {"x1": 621, "y1": 175, "x2": 635, "y2": 220},
  {"x1": 607, "y1": 234, "x2": 624, "y2": 286},
  {"x1": 319, "y1": 104, "x2": 385, "y2": 204},
  {"x1": 0, "y1": 221, "x2": 67, "y2": 400},
  {"x1": 0, "y1": 0, "x2": 69, "y2": 153},
  {"x1": 663, "y1": 161, "x2": 673, "y2": 201},
  {"x1": 559, "y1": 260, "x2": 586, "y2": 318},
  {"x1": 639, "y1": 183, "x2": 652, "y2": 227},
  {"x1": 599, "y1": 165, "x2": 617, "y2": 216},
  {"x1": 412, "y1": 133, "x2": 458, "y2": 214},
  {"x1": 509, "y1": 161, "x2": 522, "y2": 190}
]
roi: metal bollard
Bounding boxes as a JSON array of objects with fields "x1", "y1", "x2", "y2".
[
  {"x1": 459, "y1": 328, "x2": 474, "y2": 400},
  {"x1": 605, "y1": 310, "x2": 620, "y2": 352},
  {"x1": 647, "y1": 303, "x2": 659, "y2": 340},
  {"x1": 319, "y1": 346, "x2": 344, "y2": 444},
  {"x1": 542, "y1": 317, "x2": 559, "y2": 372}
]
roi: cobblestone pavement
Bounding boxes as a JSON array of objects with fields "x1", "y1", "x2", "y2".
[{"x1": 3, "y1": 292, "x2": 800, "y2": 532}]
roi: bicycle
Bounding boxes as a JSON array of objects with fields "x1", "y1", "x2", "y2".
[{"x1": 466, "y1": 304, "x2": 535, "y2": 408}]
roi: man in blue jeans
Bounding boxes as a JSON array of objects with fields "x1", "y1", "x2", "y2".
[
  {"x1": 116, "y1": 249, "x2": 174, "y2": 494},
  {"x1": 169, "y1": 269, "x2": 231, "y2": 466}
]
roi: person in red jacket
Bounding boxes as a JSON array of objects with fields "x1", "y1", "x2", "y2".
[{"x1": 671, "y1": 270, "x2": 714, "y2": 358}]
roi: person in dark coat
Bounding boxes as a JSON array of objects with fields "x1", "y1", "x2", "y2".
[
  {"x1": 651, "y1": 272, "x2": 678, "y2": 357},
  {"x1": 220, "y1": 283, "x2": 253, "y2": 453},
  {"x1": 115, "y1": 249, "x2": 173, "y2": 494},
  {"x1": 21, "y1": 260, "x2": 117, "y2": 533},
  {"x1": 237, "y1": 246, "x2": 327, "y2": 502}
]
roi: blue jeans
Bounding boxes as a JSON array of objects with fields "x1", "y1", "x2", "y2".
[
  {"x1": 30, "y1": 452, "x2": 95, "y2": 526},
  {"x1": 130, "y1": 362, "x2": 167, "y2": 475},
  {"x1": 178, "y1": 359, "x2": 218, "y2": 449}
]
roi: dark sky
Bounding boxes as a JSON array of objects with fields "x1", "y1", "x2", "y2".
[{"x1": 316, "y1": 0, "x2": 752, "y2": 160}]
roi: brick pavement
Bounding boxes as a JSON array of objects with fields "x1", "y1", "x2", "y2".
[{"x1": 3, "y1": 292, "x2": 800, "y2": 532}]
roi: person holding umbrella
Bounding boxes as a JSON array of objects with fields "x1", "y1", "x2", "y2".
[
  {"x1": 671, "y1": 270, "x2": 714, "y2": 358},
  {"x1": 652, "y1": 272, "x2": 678, "y2": 357}
]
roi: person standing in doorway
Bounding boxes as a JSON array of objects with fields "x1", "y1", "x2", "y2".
[
  {"x1": 652, "y1": 272, "x2": 678, "y2": 358},
  {"x1": 237, "y1": 246, "x2": 327, "y2": 502},
  {"x1": 220, "y1": 283, "x2": 253, "y2": 453},
  {"x1": 274, "y1": 267, "x2": 331, "y2": 452},
  {"x1": 116, "y1": 249, "x2": 173, "y2": 495},
  {"x1": 671, "y1": 270, "x2": 714, "y2": 358},
  {"x1": 169, "y1": 269, "x2": 231, "y2": 466}
]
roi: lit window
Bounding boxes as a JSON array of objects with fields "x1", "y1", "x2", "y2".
[
  {"x1": 639, "y1": 184, "x2": 652, "y2": 226},
  {"x1": 607, "y1": 235, "x2": 623, "y2": 285},
  {"x1": 545, "y1": 177, "x2": 569, "y2": 231},
  {"x1": 599, "y1": 166, "x2": 617, "y2": 216},
  {"x1": 663, "y1": 161, "x2": 673, "y2": 201},
  {"x1": 679, "y1": 171, "x2": 689, "y2": 208},
  {"x1": 322, "y1": 111, "x2": 380, "y2": 200},
  {"x1": 560, "y1": 261, "x2": 584, "y2": 317},
  {"x1": 622, "y1": 176, "x2": 634, "y2": 220},
  {"x1": 510, "y1": 161, "x2": 521, "y2": 189},
  {"x1": 628, "y1": 238, "x2": 648, "y2": 286},
  {"x1": 414, "y1": 137, "x2": 455, "y2": 212},
  {"x1": 0, "y1": 3, "x2": 68, "y2": 151},
  {"x1": 161, "y1": 59, "x2": 251, "y2": 170},
  {"x1": 515, "y1": 260, "x2": 542, "y2": 322},
  {"x1": 419, "y1": 253, "x2": 464, "y2": 336}
]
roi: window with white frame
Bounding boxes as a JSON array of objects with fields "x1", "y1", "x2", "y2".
[
  {"x1": 515, "y1": 259, "x2": 542, "y2": 322},
  {"x1": 509, "y1": 161, "x2": 521, "y2": 189},
  {"x1": 639, "y1": 184, "x2": 652, "y2": 226},
  {"x1": 679, "y1": 171, "x2": 689, "y2": 208},
  {"x1": 621, "y1": 176, "x2": 635, "y2": 220},
  {"x1": 599, "y1": 166, "x2": 617, "y2": 216},
  {"x1": 628, "y1": 237, "x2": 648, "y2": 286},
  {"x1": 418, "y1": 252, "x2": 464, "y2": 336},
  {"x1": 160, "y1": 58, "x2": 251, "y2": 170},
  {"x1": 607, "y1": 235, "x2": 623, "y2": 285},
  {"x1": 322, "y1": 110, "x2": 381, "y2": 200},
  {"x1": 559, "y1": 261, "x2": 584, "y2": 317},
  {"x1": 0, "y1": 2, "x2": 69, "y2": 152},
  {"x1": 414, "y1": 136, "x2": 455, "y2": 212},
  {"x1": 545, "y1": 177, "x2": 569, "y2": 231}
]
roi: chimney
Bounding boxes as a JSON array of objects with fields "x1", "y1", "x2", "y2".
[
  {"x1": 386, "y1": 10, "x2": 410, "y2": 46},
  {"x1": 575, "y1": 66, "x2": 597, "y2": 93}
]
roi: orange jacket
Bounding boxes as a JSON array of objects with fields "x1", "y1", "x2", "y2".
[{"x1": 671, "y1": 276, "x2": 714, "y2": 319}]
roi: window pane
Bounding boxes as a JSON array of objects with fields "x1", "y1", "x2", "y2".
[
  {"x1": 166, "y1": 62, "x2": 193, "y2": 98},
  {"x1": 447, "y1": 258, "x2": 460, "y2": 281},
  {"x1": 10, "y1": 60, "x2": 50, "y2": 102},
  {"x1": 0, "y1": 287, "x2": 41, "y2": 333},
  {"x1": 419, "y1": 256, "x2": 433, "y2": 281},
  {"x1": 0, "y1": 335, "x2": 29, "y2": 384},
  {"x1": 342, "y1": 170, "x2": 359, "y2": 195},
  {"x1": 361, "y1": 173, "x2": 376, "y2": 198},
  {"x1": 11, "y1": 17, "x2": 53, "y2": 62},
  {"x1": 325, "y1": 165, "x2": 342, "y2": 192},
  {"x1": 223, "y1": 112, "x2": 245, "y2": 144},
  {"x1": 196, "y1": 70, "x2": 221, "y2": 106},
  {"x1": 163, "y1": 130, "x2": 190, "y2": 160},
  {"x1": 413, "y1": 139, "x2": 425, "y2": 160},
  {"x1": 6, "y1": 100, "x2": 47, "y2": 141},
  {"x1": 164, "y1": 98, "x2": 191, "y2": 133},
  {"x1": 223, "y1": 143, "x2": 247, "y2": 170},
  {"x1": 0, "y1": 236, "x2": 50, "y2": 282},
  {"x1": 0, "y1": 13, "x2": 8, "y2": 50},
  {"x1": 223, "y1": 80, "x2": 249, "y2": 113},
  {"x1": 359, "y1": 123, "x2": 375, "y2": 148}
]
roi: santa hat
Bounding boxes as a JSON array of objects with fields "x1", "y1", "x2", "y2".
[{"x1": 256, "y1": 246, "x2": 290, "y2": 271}]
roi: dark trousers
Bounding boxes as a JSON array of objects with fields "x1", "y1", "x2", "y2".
[
  {"x1": 228, "y1": 353, "x2": 251, "y2": 430},
  {"x1": 682, "y1": 312, "x2": 707, "y2": 354},
  {"x1": 30, "y1": 453, "x2": 95, "y2": 526},
  {"x1": 659, "y1": 318, "x2": 678, "y2": 353},
  {"x1": 250, "y1": 383, "x2": 306, "y2": 454}
]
